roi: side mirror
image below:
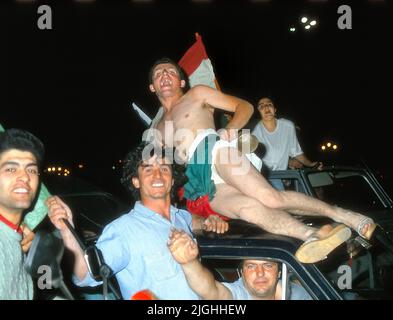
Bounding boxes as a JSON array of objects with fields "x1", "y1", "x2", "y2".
[{"x1": 84, "y1": 245, "x2": 109, "y2": 281}]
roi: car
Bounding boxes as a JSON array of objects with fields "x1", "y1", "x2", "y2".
[
  {"x1": 194, "y1": 165, "x2": 393, "y2": 300},
  {"x1": 31, "y1": 166, "x2": 393, "y2": 300}
]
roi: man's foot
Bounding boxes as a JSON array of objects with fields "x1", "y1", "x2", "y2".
[
  {"x1": 295, "y1": 224, "x2": 352, "y2": 263},
  {"x1": 357, "y1": 218, "x2": 377, "y2": 240}
]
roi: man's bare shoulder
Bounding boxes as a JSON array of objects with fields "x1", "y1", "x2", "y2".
[{"x1": 188, "y1": 84, "x2": 217, "y2": 98}]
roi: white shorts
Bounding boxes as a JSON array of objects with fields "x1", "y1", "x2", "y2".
[{"x1": 187, "y1": 129, "x2": 262, "y2": 186}]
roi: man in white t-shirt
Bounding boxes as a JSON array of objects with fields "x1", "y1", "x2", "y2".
[{"x1": 252, "y1": 97, "x2": 322, "y2": 189}]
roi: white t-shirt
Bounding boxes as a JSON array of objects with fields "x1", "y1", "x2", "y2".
[{"x1": 252, "y1": 118, "x2": 303, "y2": 171}]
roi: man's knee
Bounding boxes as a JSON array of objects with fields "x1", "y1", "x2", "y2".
[
  {"x1": 259, "y1": 188, "x2": 286, "y2": 209},
  {"x1": 237, "y1": 198, "x2": 265, "y2": 221}
]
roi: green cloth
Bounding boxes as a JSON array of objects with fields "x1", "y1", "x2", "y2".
[
  {"x1": 0, "y1": 124, "x2": 50, "y2": 230},
  {"x1": 24, "y1": 184, "x2": 51, "y2": 230},
  {"x1": 184, "y1": 134, "x2": 218, "y2": 201}
]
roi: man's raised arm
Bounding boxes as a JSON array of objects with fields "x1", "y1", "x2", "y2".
[
  {"x1": 191, "y1": 85, "x2": 254, "y2": 136},
  {"x1": 168, "y1": 229, "x2": 232, "y2": 300},
  {"x1": 46, "y1": 196, "x2": 88, "y2": 281}
]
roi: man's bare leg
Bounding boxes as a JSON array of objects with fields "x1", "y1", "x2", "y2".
[
  {"x1": 210, "y1": 183, "x2": 316, "y2": 241},
  {"x1": 210, "y1": 183, "x2": 352, "y2": 263},
  {"x1": 214, "y1": 147, "x2": 374, "y2": 238}
]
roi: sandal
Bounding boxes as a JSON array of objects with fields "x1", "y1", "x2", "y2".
[
  {"x1": 357, "y1": 217, "x2": 377, "y2": 240},
  {"x1": 296, "y1": 224, "x2": 352, "y2": 264}
]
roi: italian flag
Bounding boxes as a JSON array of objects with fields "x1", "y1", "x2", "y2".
[{"x1": 178, "y1": 33, "x2": 220, "y2": 90}]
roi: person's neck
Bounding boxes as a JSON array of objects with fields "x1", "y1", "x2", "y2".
[
  {"x1": 159, "y1": 92, "x2": 184, "y2": 113},
  {"x1": 0, "y1": 208, "x2": 23, "y2": 225},
  {"x1": 262, "y1": 117, "x2": 277, "y2": 132},
  {"x1": 141, "y1": 198, "x2": 172, "y2": 221},
  {"x1": 252, "y1": 293, "x2": 276, "y2": 300}
]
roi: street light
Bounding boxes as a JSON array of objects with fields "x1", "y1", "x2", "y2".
[{"x1": 321, "y1": 141, "x2": 339, "y2": 152}]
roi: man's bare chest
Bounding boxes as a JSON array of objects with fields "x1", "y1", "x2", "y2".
[{"x1": 158, "y1": 102, "x2": 197, "y2": 131}]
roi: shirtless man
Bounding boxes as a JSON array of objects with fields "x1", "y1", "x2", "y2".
[{"x1": 145, "y1": 57, "x2": 376, "y2": 263}]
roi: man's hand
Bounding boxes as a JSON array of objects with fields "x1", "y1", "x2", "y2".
[
  {"x1": 20, "y1": 224, "x2": 35, "y2": 253},
  {"x1": 168, "y1": 229, "x2": 199, "y2": 265},
  {"x1": 46, "y1": 195, "x2": 74, "y2": 231},
  {"x1": 218, "y1": 128, "x2": 238, "y2": 142},
  {"x1": 310, "y1": 161, "x2": 323, "y2": 170},
  {"x1": 203, "y1": 215, "x2": 229, "y2": 234}
]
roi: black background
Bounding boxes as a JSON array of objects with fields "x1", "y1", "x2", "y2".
[{"x1": 1, "y1": 0, "x2": 392, "y2": 196}]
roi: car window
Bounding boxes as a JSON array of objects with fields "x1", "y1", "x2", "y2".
[
  {"x1": 201, "y1": 257, "x2": 314, "y2": 300},
  {"x1": 307, "y1": 171, "x2": 386, "y2": 211},
  {"x1": 59, "y1": 193, "x2": 127, "y2": 241},
  {"x1": 282, "y1": 178, "x2": 306, "y2": 193}
]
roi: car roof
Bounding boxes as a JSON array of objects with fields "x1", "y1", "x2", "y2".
[{"x1": 195, "y1": 219, "x2": 301, "y2": 255}]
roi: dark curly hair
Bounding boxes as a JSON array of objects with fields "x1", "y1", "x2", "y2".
[
  {"x1": 121, "y1": 142, "x2": 188, "y2": 202},
  {"x1": 0, "y1": 128, "x2": 45, "y2": 168}
]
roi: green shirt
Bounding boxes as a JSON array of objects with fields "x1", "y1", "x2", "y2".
[{"x1": 0, "y1": 222, "x2": 34, "y2": 300}]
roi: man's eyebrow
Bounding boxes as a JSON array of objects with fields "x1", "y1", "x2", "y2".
[
  {"x1": 140, "y1": 163, "x2": 153, "y2": 168},
  {"x1": 160, "y1": 163, "x2": 171, "y2": 167},
  {"x1": 0, "y1": 161, "x2": 38, "y2": 169}
]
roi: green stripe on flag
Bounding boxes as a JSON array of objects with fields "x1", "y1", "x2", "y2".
[{"x1": 0, "y1": 123, "x2": 50, "y2": 230}]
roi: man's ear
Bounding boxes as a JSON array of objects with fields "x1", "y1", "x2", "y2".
[
  {"x1": 172, "y1": 179, "x2": 174, "y2": 187},
  {"x1": 149, "y1": 84, "x2": 156, "y2": 93},
  {"x1": 132, "y1": 177, "x2": 140, "y2": 189},
  {"x1": 180, "y1": 80, "x2": 186, "y2": 88}
]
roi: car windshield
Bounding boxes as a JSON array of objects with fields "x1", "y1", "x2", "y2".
[
  {"x1": 42, "y1": 174, "x2": 130, "y2": 242},
  {"x1": 307, "y1": 170, "x2": 388, "y2": 212}
]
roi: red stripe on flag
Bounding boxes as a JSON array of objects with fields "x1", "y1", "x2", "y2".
[{"x1": 178, "y1": 34, "x2": 209, "y2": 77}]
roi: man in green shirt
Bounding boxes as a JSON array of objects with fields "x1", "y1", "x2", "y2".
[{"x1": 0, "y1": 128, "x2": 45, "y2": 299}]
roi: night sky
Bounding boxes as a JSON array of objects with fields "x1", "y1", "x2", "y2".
[{"x1": 1, "y1": 0, "x2": 392, "y2": 195}]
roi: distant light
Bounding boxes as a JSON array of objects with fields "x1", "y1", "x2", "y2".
[
  {"x1": 57, "y1": 167, "x2": 62, "y2": 171},
  {"x1": 78, "y1": 164, "x2": 84, "y2": 169},
  {"x1": 64, "y1": 173, "x2": 68, "y2": 177},
  {"x1": 327, "y1": 142, "x2": 332, "y2": 148},
  {"x1": 321, "y1": 145, "x2": 326, "y2": 150},
  {"x1": 333, "y1": 144, "x2": 338, "y2": 150},
  {"x1": 301, "y1": 17, "x2": 308, "y2": 24},
  {"x1": 52, "y1": 167, "x2": 56, "y2": 171},
  {"x1": 305, "y1": 25, "x2": 311, "y2": 30},
  {"x1": 310, "y1": 20, "x2": 317, "y2": 26},
  {"x1": 118, "y1": 160, "x2": 122, "y2": 163},
  {"x1": 112, "y1": 166, "x2": 116, "y2": 170},
  {"x1": 289, "y1": 27, "x2": 296, "y2": 32},
  {"x1": 48, "y1": 168, "x2": 52, "y2": 172}
]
